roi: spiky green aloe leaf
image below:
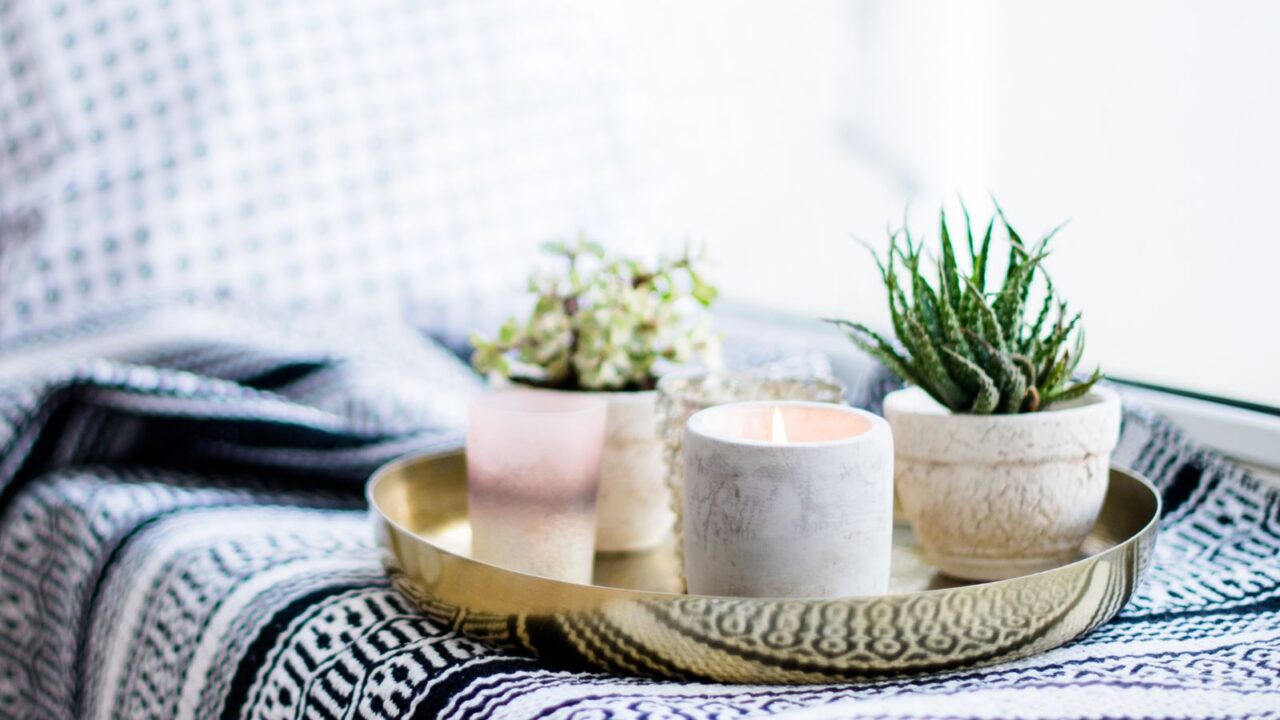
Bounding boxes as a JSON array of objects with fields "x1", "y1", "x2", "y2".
[
  {"x1": 958, "y1": 195, "x2": 976, "y2": 260},
  {"x1": 942, "y1": 347, "x2": 998, "y2": 413},
  {"x1": 963, "y1": 329, "x2": 1026, "y2": 413},
  {"x1": 1036, "y1": 303, "x2": 1077, "y2": 375},
  {"x1": 993, "y1": 249, "x2": 1048, "y2": 343},
  {"x1": 895, "y1": 240, "x2": 946, "y2": 350},
  {"x1": 962, "y1": 216, "x2": 996, "y2": 328},
  {"x1": 1012, "y1": 353, "x2": 1036, "y2": 389},
  {"x1": 1041, "y1": 351, "x2": 1072, "y2": 395},
  {"x1": 963, "y1": 278, "x2": 1007, "y2": 351},
  {"x1": 939, "y1": 209, "x2": 962, "y2": 315},
  {"x1": 1042, "y1": 367, "x2": 1103, "y2": 407},
  {"x1": 884, "y1": 249, "x2": 917, "y2": 357},
  {"x1": 936, "y1": 279, "x2": 977, "y2": 391},
  {"x1": 972, "y1": 217, "x2": 994, "y2": 290},
  {"x1": 824, "y1": 318, "x2": 920, "y2": 388},
  {"x1": 902, "y1": 314, "x2": 966, "y2": 409},
  {"x1": 997, "y1": 360, "x2": 1027, "y2": 414},
  {"x1": 1068, "y1": 327, "x2": 1086, "y2": 376},
  {"x1": 1022, "y1": 275, "x2": 1056, "y2": 354},
  {"x1": 859, "y1": 237, "x2": 917, "y2": 362}
]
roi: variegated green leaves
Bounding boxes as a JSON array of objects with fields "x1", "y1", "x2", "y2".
[
  {"x1": 829, "y1": 204, "x2": 1101, "y2": 414},
  {"x1": 470, "y1": 236, "x2": 719, "y2": 391}
]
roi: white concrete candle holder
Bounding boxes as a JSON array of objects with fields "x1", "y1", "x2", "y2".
[{"x1": 681, "y1": 401, "x2": 894, "y2": 598}]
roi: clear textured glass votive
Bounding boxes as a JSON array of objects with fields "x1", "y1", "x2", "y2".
[{"x1": 466, "y1": 391, "x2": 608, "y2": 583}]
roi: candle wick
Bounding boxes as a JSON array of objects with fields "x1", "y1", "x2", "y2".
[{"x1": 771, "y1": 407, "x2": 789, "y2": 443}]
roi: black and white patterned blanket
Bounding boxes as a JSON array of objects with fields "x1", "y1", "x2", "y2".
[{"x1": 0, "y1": 307, "x2": 1277, "y2": 720}]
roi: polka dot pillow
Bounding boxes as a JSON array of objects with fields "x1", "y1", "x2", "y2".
[{"x1": 0, "y1": 0, "x2": 626, "y2": 344}]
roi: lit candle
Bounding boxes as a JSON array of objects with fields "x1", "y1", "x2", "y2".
[{"x1": 682, "y1": 401, "x2": 894, "y2": 597}]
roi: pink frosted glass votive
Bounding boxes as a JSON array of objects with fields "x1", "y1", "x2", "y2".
[{"x1": 466, "y1": 391, "x2": 608, "y2": 583}]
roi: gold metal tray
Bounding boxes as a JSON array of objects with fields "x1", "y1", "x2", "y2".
[{"x1": 369, "y1": 451, "x2": 1159, "y2": 683}]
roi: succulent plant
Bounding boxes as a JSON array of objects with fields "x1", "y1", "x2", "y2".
[
  {"x1": 470, "y1": 237, "x2": 720, "y2": 391},
  {"x1": 828, "y1": 203, "x2": 1101, "y2": 414}
]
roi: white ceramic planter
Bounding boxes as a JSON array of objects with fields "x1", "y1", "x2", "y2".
[
  {"x1": 884, "y1": 386, "x2": 1122, "y2": 581},
  {"x1": 682, "y1": 402, "x2": 894, "y2": 598},
  {"x1": 593, "y1": 389, "x2": 673, "y2": 552}
]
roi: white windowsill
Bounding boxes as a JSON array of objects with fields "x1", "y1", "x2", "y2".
[{"x1": 1117, "y1": 385, "x2": 1280, "y2": 478}]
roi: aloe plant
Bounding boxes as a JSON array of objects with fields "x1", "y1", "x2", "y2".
[{"x1": 828, "y1": 203, "x2": 1101, "y2": 414}]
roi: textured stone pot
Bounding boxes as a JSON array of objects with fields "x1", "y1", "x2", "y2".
[{"x1": 884, "y1": 386, "x2": 1121, "y2": 581}]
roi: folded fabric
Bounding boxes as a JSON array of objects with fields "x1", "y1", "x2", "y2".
[{"x1": 0, "y1": 306, "x2": 1276, "y2": 719}]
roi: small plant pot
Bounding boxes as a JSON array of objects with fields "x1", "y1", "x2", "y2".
[
  {"x1": 502, "y1": 380, "x2": 672, "y2": 553},
  {"x1": 883, "y1": 386, "x2": 1121, "y2": 581},
  {"x1": 592, "y1": 389, "x2": 673, "y2": 553}
]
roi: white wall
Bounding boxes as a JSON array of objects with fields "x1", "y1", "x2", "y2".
[{"x1": 601, "y1": 0, "x2": 1280, "y2": 407}]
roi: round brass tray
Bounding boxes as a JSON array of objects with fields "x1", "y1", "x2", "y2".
[{"x1": 369, "y1": 451, "x2": 1159, "y2": 684}]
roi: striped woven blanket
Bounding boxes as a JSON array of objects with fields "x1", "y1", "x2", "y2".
[{"x1": 0, "y1": 307, "x2": 1276, "y2": 719}]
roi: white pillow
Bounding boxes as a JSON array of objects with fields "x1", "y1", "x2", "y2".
[{"x1": 0, "y1": 0, "x2": 627, "y2": 344}]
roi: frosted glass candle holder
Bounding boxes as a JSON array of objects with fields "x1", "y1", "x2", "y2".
[
  {"x1": 466, "y1": 391, "x2": 608, "y2": 583},
  {"x1": 682, "y1": 401, "x2": 894, "y2": 598}
]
